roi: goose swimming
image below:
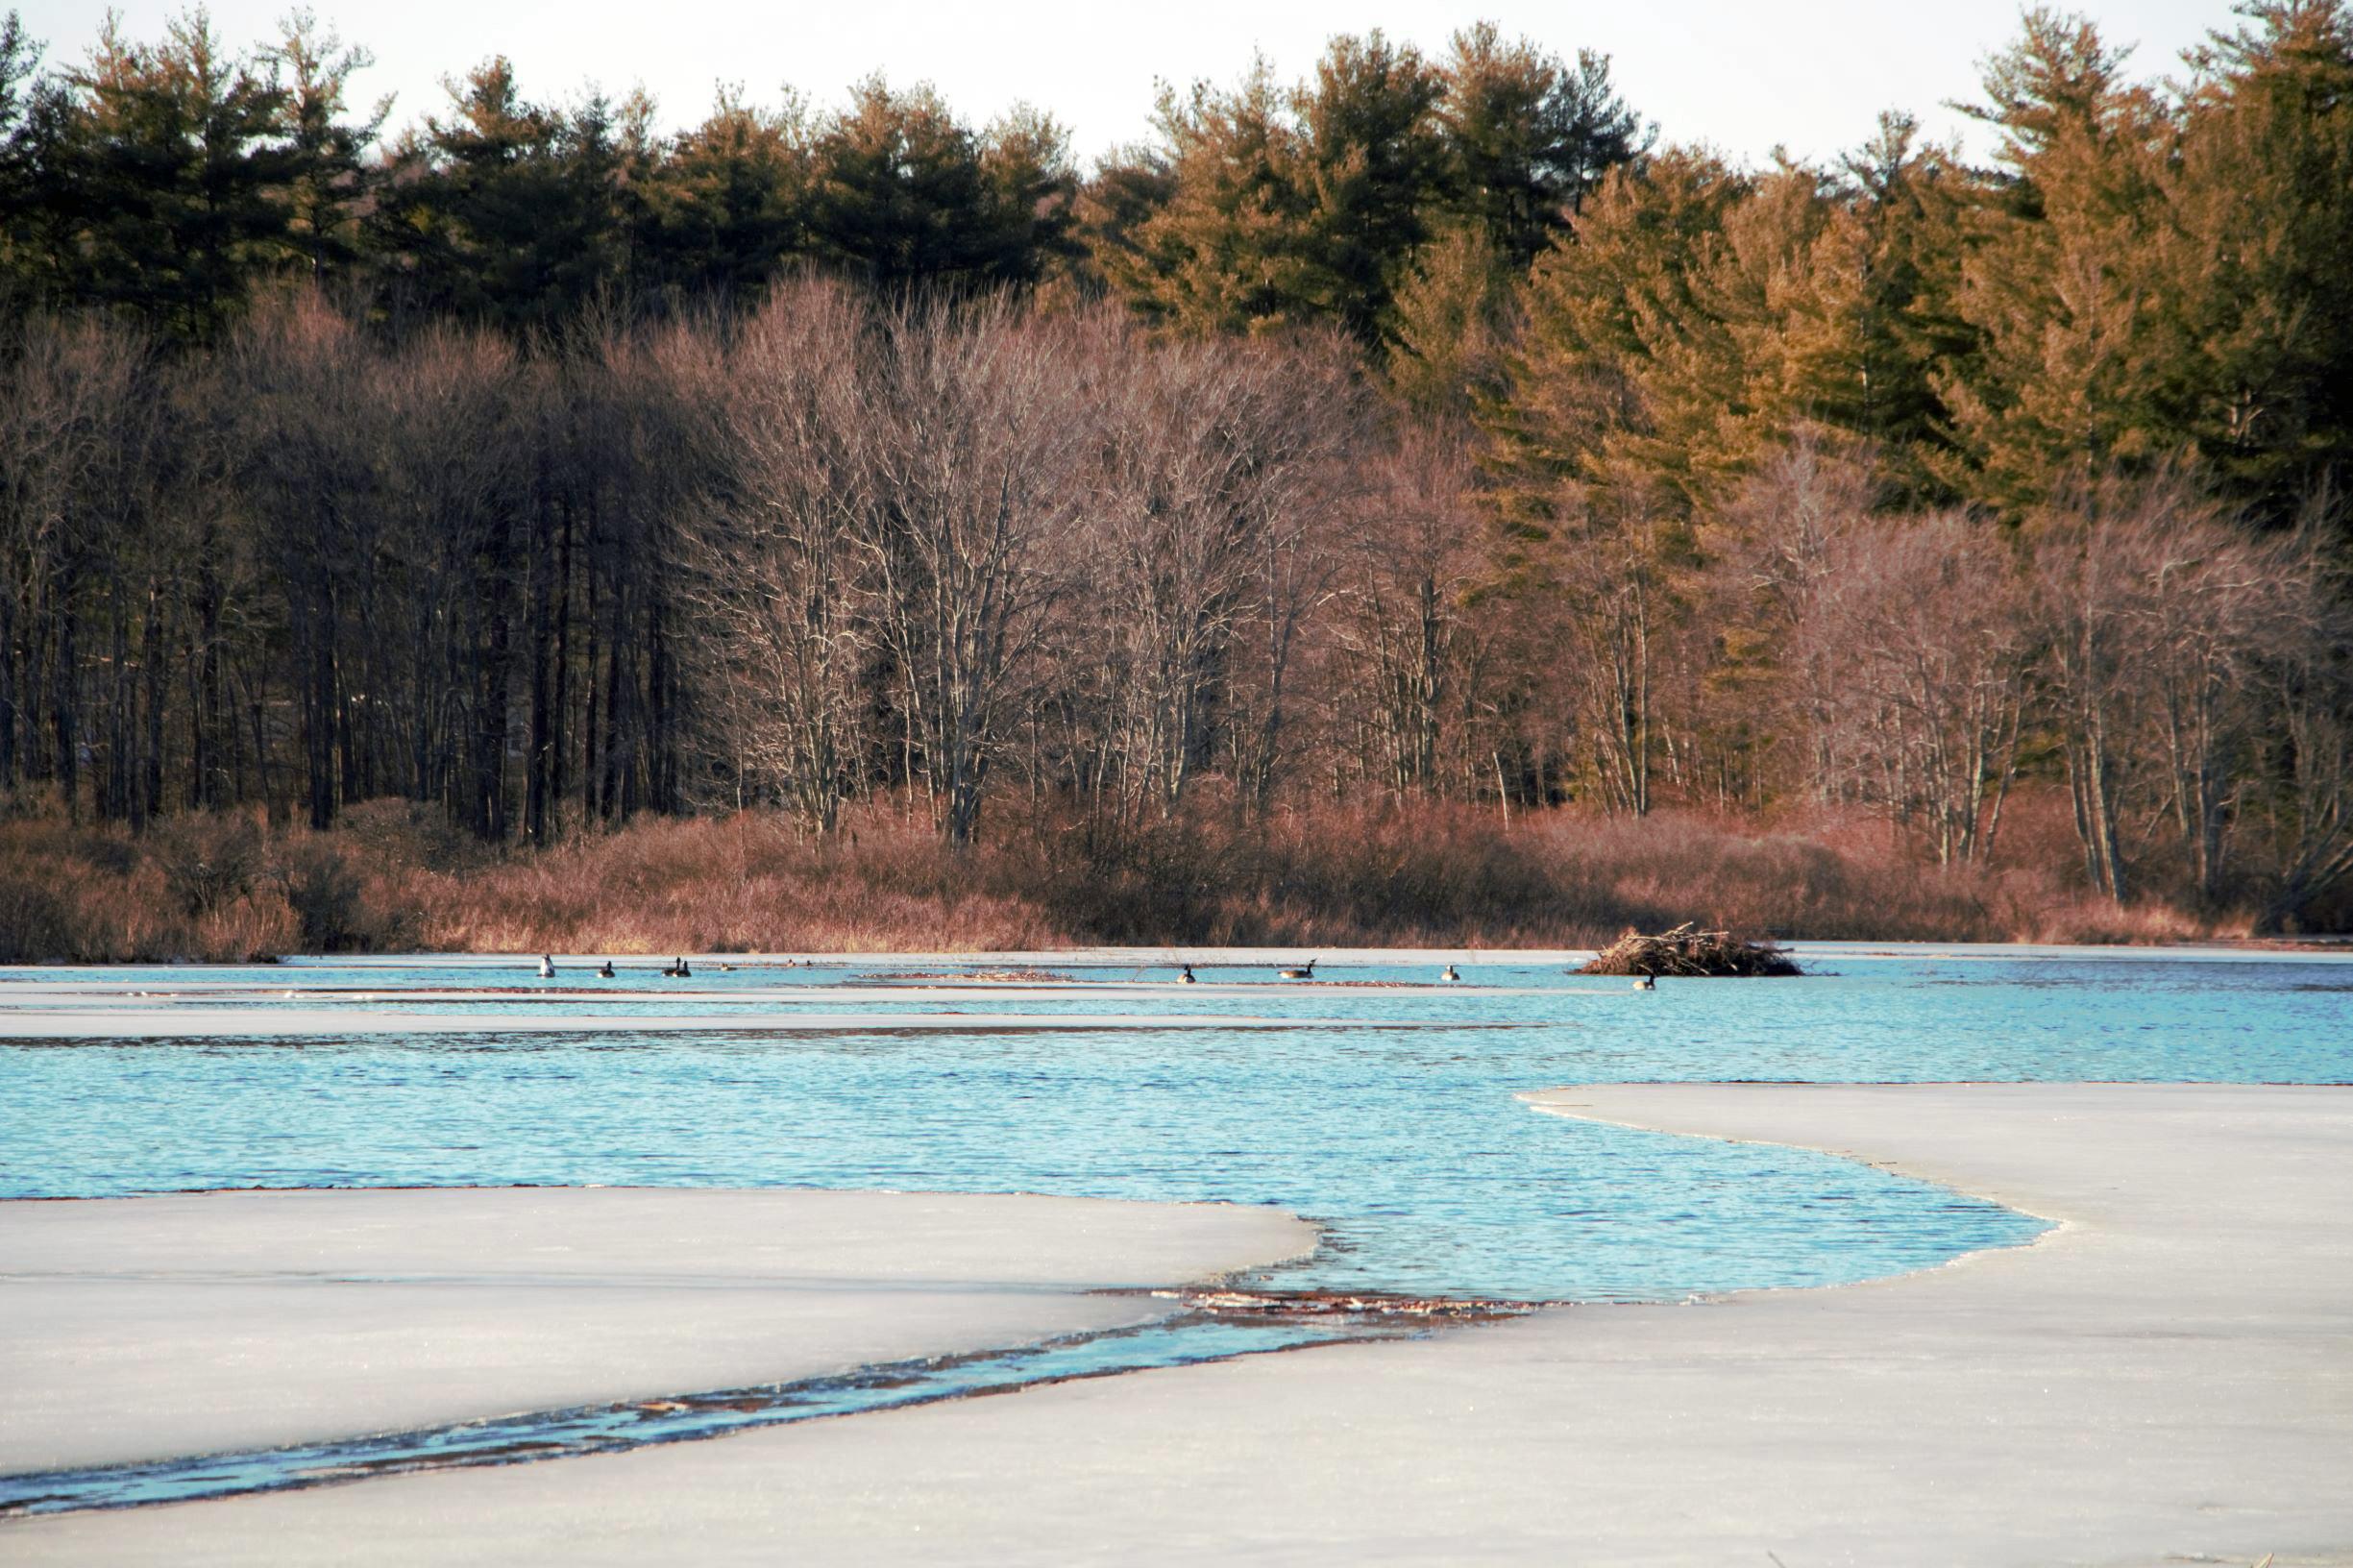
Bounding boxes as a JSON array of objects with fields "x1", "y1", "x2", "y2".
[
  {"x1": 537, "y1": 955, "x2": 555, "y2": 979},
  {"x1": 597, "y1": 960, "x2": 616, "y2": 978},
  {"x1": 1278, "y1": 960, "x2": 1315, "y2": 981},
  {"x1": 1440, "y1": 964, "x2": 1460, "y2": 982}
]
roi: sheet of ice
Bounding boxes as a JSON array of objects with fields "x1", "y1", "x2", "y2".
[
  {"x1": 0, "y1": 1187, "x2": 1313, "y2": 1472},
  {"x1": 10, "y1": 1085, "x2": 2341, "y2": 1565}
]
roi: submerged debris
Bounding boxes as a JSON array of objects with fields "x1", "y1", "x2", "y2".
[{"x1": 1578, "y1": 922, "x2": 1802, "y2": 978}]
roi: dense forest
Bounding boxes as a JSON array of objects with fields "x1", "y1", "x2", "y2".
[{"x1": 2, "y1": 2, "x2": 2352, "y2": 950}]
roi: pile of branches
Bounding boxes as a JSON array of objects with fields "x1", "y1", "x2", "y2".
[{"x1": 1577, "y1": 922, "x2": 1802, "y2": 978}]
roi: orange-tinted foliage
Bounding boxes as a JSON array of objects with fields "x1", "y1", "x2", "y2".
[{"x1": 0, "y1": 790, "x2": 2259, "y2": 963}]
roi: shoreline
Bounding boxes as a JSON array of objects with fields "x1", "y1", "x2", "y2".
[
  {"x1": 6, "y1": 1084, "x2": 2340, "y2": 1563},
  {"x1": 8, "y1": 936, "x2": 2353, "y2": 972}
]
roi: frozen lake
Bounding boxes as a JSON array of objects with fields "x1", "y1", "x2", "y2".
[{"x1": 7, "y1": 945, "x2": 2347, "y2": 1305}]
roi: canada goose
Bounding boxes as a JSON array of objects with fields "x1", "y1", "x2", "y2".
[
  {"x1": 597, "y1": 960, "x2": 616, "y2": 978},
  {"x1": 663, "y1": 957, "x2": 693, "y2": 978},
  {"x1": 1441, "y1": 964, "x2": 1461, "y2": 982},
  {"x1": 1633, "y1": 971, "x2": 1656, "y2": 991},
  {"x1": 1278, "y1": 960, "x2": 1315, "y2": 981},
  {"x1": 1178, "y1": 964, "x2": 1197, "y2": 984},
  {"x1": 537, "y1": 955, "x2": 555, "y2": 979}
]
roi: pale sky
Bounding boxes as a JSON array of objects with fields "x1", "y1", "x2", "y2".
[{"x1": 18, "y1": 0, "x2": 2232, "y2": 168}]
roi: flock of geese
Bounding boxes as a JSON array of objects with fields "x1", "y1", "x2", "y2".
[{"x1": 529, "y1": 956, "x2": 1657, "y2": 988}]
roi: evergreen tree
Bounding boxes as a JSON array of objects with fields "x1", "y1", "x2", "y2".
[
  {"x1": 57, "y1": 12, "x2": 297, "y2": 339},
  {"x1": 1438, "y1": 23, "x2": 1647, "y2": 268},
  {"x1": 1290, "y1": 30, "x2": 1447, "y2": 349},
  {"x1": 1115, "y1": 58, "x2": 1317, "y2": 336},
  {"x1": 1070, "y1": 140, "x2": 1175, "y2": 307},
  {"x1": 2168, "y1": 0, "x2": 2353, "y2": 517},
  {"x1": 264, "y1": 11, "x2": 385, "y2": 286},
  {"x1": 373, "y1": 58, "x2": 567, "y2": 328},
  {"x1": 1387, "y1": 220, "x2": 1513, "y2": 420},
  {"x1": 1935, "y1": 11, "x2": 2180, "y2": 514},
  {"x1": 638, "y1": 86, "x2": 813, "y2": 304},
  {"x1": 804, "y1": 77, "x2": 1069, "y2": 293},
  {"x1": 1495, "y1": 147, "x2": 1752, "y2": 526},
  {"x1": 0, "y1": 10, "x2": 55, "y2": 308}
]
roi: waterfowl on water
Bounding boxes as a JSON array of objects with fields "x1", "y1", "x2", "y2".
[
  {"x1": 1633, "y1": 971, "x2": 1656, "y2": 991},
  {"x1": 598, "y1": 961, "x2": 616, "y2": 978},
  {"x1": 537, "y1": 955, "x2": 555, "y2": 979},
  {"x1": 1441, "y1": 964, "x2": 1461, "y2": 982},
  {"x1": 1278, "y1": 960, "x2": 1315, "y2": 981},
  {"x1": 663, "y1": 957, "x2": 693, "y2": 978},
  {"x1": 1178, "y1": 964, "x2": 1197, "y2": 984}
]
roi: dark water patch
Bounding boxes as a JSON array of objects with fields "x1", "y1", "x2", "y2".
[{"x1": 0, "y1": 1309, "x2": 1402, "y2": 1519}]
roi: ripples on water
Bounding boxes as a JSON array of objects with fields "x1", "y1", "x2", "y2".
[
  {"x1": 4, "y1": 947, "x2": 2349, "y2": 1515},
  {"x1": 7, "y1": 948, "x2": 2347, "y2": 1303}
]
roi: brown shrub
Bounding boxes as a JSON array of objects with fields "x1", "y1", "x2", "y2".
[{"x1": 0, "y1": 787, "x2": 2275, "y2": 961}]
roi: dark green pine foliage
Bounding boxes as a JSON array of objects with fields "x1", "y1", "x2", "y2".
[
  {"x1": 372, "y1": 61, "x2": 649, "y2": 334},
  {"x1": 1439, "y1": 23, "x2": 1648, "y2": 269},
  {"x1": 804, "y1": 77, "x2": 1074, "y2": 295},
  {"x1": 638, "y1": 87, "x2": 812, "y2": 304},
  {"x1": 48, "y1": 13, "x2": 297, "y2": 340},
  {"x1": 2169, "y1": 0, "x2": 2353, "y2": 517},
  {"x1": 1291, "y1": 30, "x2": 1448, "y2": 350},
  {"x1": 0, "y1": 12, "x2": 58, "y2": 311},
  {"x1": 266, "y1": 11, "x2": 386, "y2": 287}
]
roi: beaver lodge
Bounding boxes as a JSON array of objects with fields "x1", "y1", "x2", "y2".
[{"x1": 1578, "y1": 922, "x2": 1802, "y2": 978}]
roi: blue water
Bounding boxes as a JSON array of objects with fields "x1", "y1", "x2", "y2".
[{"x1": 5, "y1": 948, "x2": 2347, "y2": 1304}]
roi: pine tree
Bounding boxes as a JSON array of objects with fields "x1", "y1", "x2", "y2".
[
  {"x1": 1116, "y1": 58, "x2": 1317, "y2": 336},
  {"x1": 2168, "y1": 0, "x2": 2353, "y2": 518},
  {"x1": 804, "y1": 77, "x2": 1067, "y2": 294},
  {"x1": 264, "y1": 11, "x2": 384, "y2": 287},
  {"x1": 1290, "y1": 30, "x2": 1447, "y2": 350},
  {"x1": 1437, "y1": 23, "x2": 1646, "y2": 269},
  {"x1": 59, "y1": 12, "x2": 297, "y2": 339},
  {"x1": 1387, "y1": 220, "x2": 1513, "y2": 420},
  {"x1": 373, "y1": 58, "x2": 567, "y2": 328},
  {"x1": 638, "y1": 86, "x2": 813, "y2": 304},
  {"x1": 1934, "y1": 11, "x2": 2180, "y2": 514},
  {"x1": 1495, "y1": 147, "x2": 1752, "y2": 526}
]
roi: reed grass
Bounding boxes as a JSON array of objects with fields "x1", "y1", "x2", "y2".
[{"x1": 0, "y1": 791, "x2": 2269, "y2": 963}]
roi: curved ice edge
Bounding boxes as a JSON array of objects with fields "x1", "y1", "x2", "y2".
[
  {"x1": 0, "y1": 1090, "x2": 2055, "y2": 1519},
  {"x1": 1520, "y1": 1083, "x2": 2065, "y2": 1294}
]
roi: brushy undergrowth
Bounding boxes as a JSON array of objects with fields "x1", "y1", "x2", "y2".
[{"x1": 0, "y1": 790, "x2": 2276, "y2": 963}]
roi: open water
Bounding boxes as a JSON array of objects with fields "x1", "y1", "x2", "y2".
[{"x1": 1, "y1": 945, "x2": 2346, "y2": 1511}]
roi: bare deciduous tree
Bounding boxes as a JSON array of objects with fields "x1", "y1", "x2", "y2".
[
  {"x1": 674, "y1": 280, "x2": 873, "y2": 831},
  {"x1": 855, "y1": 297, "x2": 1094, "y2": 845}
]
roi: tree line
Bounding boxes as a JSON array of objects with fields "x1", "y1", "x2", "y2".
[{"x1": 3, "y1": 4, "x2": 2352, "y2": 928}]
